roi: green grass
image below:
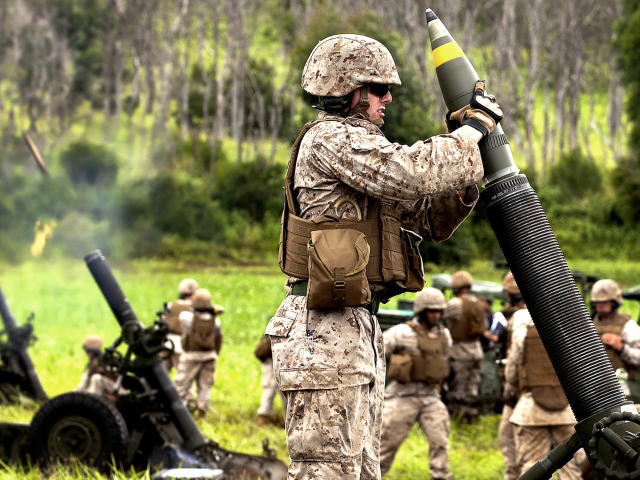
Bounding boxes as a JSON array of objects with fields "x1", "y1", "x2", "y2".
[{"x1": 0, "y1": 257, "x2": 639, "y2": 478}]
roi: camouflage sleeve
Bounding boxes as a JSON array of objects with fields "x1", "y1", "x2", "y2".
[
  {"x1": 620, "y1": 320, "x2": 640, "y2": 367},
  {"x1": 443, "y1": 298, "x2": 462, "y2": 325},
  {"x1": 311, "y1": 124, "x2": 483, "y2": 201},
  {"x1": 399, "y1": 187, "x2": 479, "y2": 242},
  {"x1": 444, "y1": 327, "x2": 453, "y2": 357},
  {"x1": 383, "y1": 324, "x2": 401, "y2": 357},
  {"x1": 75, "y1": 370, "x2": 90, "y2": 392}
]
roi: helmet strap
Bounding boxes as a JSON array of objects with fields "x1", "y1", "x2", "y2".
[{"x1": 346, "y1": 86, "x2": 384, "y2": 126}]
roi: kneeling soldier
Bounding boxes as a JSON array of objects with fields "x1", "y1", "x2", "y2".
[
  {"x1": 380, "y1": 288, "x2": 452, "y2": 479},
  {"x1": 75, "y1": 335, "x2": 117, "y2": 400},
  {"x1": 174, "y1": 288, "x2": 223, "y2": 418}
]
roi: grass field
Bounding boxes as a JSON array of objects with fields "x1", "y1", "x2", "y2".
[{"x1": 0, "y1": 256, "x2": 638, "y2": 479}]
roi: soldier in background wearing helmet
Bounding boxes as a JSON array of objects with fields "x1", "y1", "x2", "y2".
[
  {"x1": 379, "y1": 288, "x2": 452, "y2": 479},
  {"x1": 505, "y1": 308, "x2": 581, "y2": 480},
  {"x1": 75, "y1": 335, "x2": 118, "y2": 400},
  {"x1": 266, "y1": 33, "x2": 501, "y2": 479},
  {"x1": 174, "y1": 288, "x2": 224, "y2": 418},
  {"x1": 591, "y1": 279, "x2": 640, "y2": 399},
  {"x1": 498, "y1": 271, "x2": 527, "y2": 480},
  {"x1": 442, "y1": 270, "x2": 485, "y2": 420},
  {"x1": 161, "y1": 278, "x2": 199, "y2": 373}
]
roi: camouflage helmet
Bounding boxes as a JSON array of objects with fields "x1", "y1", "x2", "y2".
[
  {"x1": 178, "y1": 278, "x2": 199, "y2": 296},
  {"x1": 413, "y1": 287, "x2": 446, "y2": 313},
  {"x1": 591, "y1": 279, "x2": 623, "y2": 305},
  {"x1": 192, "y1": 288, "x2": 213, "y2": 311},
  {"x1": 451, "y1": 271, "x2": 473, "y2": 289},
  {"x1": 502, "y1": 271, "x2": 520, "y2": 295},
  {"x1": 83, "y1": 335, "x2": 103, "y2": 351},
  {"x1": 301, "y1": 34, "x2": 401, "y2": 97}
]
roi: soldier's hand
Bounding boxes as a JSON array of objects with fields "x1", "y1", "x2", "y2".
[
  {"x1": 447, "y1": 80, "x2": 503, "y2": 137},
  {"x1": 601, "y1": 333, "x2": 624, "y2": 352}
]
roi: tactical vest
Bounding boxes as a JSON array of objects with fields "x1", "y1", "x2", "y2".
[
  {"x1": 594, "y1": 311, "x2": 636, "y2": 380},
  {"x1": 278, "y1": 119, "x2": 424, "y2": 298},
  {"x1": 408, "y1": 322, "x2": 450, "y2": 385},
  {"x1": 449, "y1": 296, "x2": 486, "y2": 342},
  {"x1": 183, "y1": 312, "x2": 217, "y2": 352},
  {"x1": 164, "y1": 300, "x2": 191, "y2": 334},
  {"x1": 500, "y1": 303, "x2": 525, "y2": 358},
  {"x1": 519, "y1": 325, "x2": 568, "y2": 411}
]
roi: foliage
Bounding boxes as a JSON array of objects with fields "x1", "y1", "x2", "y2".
[
  {"x1": 611, "y1": 155, "x2": 640, "y2": 224},
  {"x1": 615, "y1": 0, "x2": 640, "y2": 152},
  {"x1": 546, "y1": 148, "x2": 602, "y2": 199},
  {"x1": 60, "y1": 140, "x2": 119, "y2": 187}
]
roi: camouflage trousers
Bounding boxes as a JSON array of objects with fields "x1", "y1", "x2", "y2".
[
  {"x1": 284, "y1": 382, "x2": 383, "y2": 480},
  {"x1": 87, "y1": 374, "x2": 117, "y2": 398},
  {"x1": 498, "y1": 404, "x2": 519, "y2": 480},
  {"x1": 379, "y1": 395, "x2": 451, "y2": 479},
  {"x1": 514, "y1": 424, "x2": 580, "y2": 480},
  {"x1": 174, "y1": 358, "x2": 216, "y2": 411},
  {"x1": 162, "y1": 352, "x2": 181, "y2": 374},
  {"x1": 257, "y1": 358, "x2": 285, "y2": 417},
  {"x1": 161, "y1": 332, "x2": 182, "y2": 373},
  {"x1": 447, "y1": 357, "x2": 482, "y2": 413}
]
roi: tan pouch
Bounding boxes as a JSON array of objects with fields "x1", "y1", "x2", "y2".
[
  {"x1": 387, "y1": 352, "x2": 413, "y2": 383},
  {"x1": 401, "y1": 228, "x2": 425, "y2": 292},
  {"x1": 254, "y1": 336, "x2": 272, "y2": 361},
  {"x1": 306, "y1": 227, "x2": 371, "y2": 310},
  {"x1": 531, "y1": 386, "x2": 569, "y2": 411}
]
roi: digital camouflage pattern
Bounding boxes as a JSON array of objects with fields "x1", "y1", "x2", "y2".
[
  {"x1": 301, "y1": 35, "x2": 401, "y2": 97},
  {"x1": 257, "y1": 357, "x2": 285, "y2": 417},
  {"x1": 174, "y1": 310, "x2": 223, "y2": 412},
  {"x1": 380, "y1": 319, "x2": 452, "y2": 479},
  {"x1": 268, "y1": 106, "x2": 482, "y2": 479},
  {"x1": 591, "y1": 279, "x2": 624, "y2": 304},
  {"x1": 413, "y1": 287, "x2": 446, "y2": 313}
]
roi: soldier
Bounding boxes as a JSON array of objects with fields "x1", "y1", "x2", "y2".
[
  {"x1": 498, "y1": 271, "x2": 527, "y2": 480},
  {"x1": 478, "y1": 294, "x2": 505, "y2": 414},
  {"x1": 443, "y1": 270, "x2": 485, "y2": 420},
  {"x1": 75, "y1": 335, "x2": 117, "y2": 400},
  {"x1": 266, "y1": 34, "x2": 501, "y2": 479},
  {"x1": 591, "y1": 279, "x2": 640, "y2": 399},
  {"x1": 506, "y1": 308, "x2": 581, "y2": 480},
  {"x1": 255, "y1": 335, "x2": 286, "y2": 427},
  {"x1": 161, "y1": 278, "x2": 199, "y2": 373},
  {"x1": 379, "y1": 288, "x2": 452, "y2": 479},
  {"x1": 174, "y1": 288, "x2": 223, "y2": 418}
]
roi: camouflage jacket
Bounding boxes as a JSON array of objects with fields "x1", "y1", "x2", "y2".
[
  {"x1": 383, "y1": 318, "x2": 452, "y2": 398},
  {"x1": 593, "y1": 312, "x2": 640, "y2": 368},
  {"x1": 506, "y1": 309, "x2": 576, "y2": 426},
  {"x1": 268, "y1": 111, "x2": 482, "y2": 390}
]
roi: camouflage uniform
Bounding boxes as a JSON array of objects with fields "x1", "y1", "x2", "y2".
[
  {"x1": 75, "y1": 357, "x2": 118, "y2": 398},
  {"x1": 267, "y1": 112, "x2": 481, "y2": 479},
  {"x1": 506, "y1": 309, "x2": 580, "y2": 480},
  {"x1": 258, "y1": 357, "x2": 286, "y2": 418},
  {"x1": 174, "y1": 309, "x2": 223, "y2": 412},
  {"x1": 162, "y1": 298, "x2": 191, "y2": 372},
  {"x1": 442, "y1": 294, "x2": 484, "y2": 415},
  {"x1": 498, "y1": 301, "x2": 526, "y2": 480},
  {"x1": 379, "y1": 319, "x2": 452, "y2": 479}
]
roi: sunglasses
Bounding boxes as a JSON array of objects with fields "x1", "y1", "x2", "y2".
[{"x1": 368, "y1": 84, "x2": 390, "y2": 97}]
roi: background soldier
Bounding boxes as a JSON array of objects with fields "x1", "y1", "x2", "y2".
[
  {"x1": 591, "y1": 279, "x2": 640, "y2": 399},
  {"x1": 162, "y1": 278, "x2": 199, "y2": 373},
  {"x1": 254, "y1": 334, "x2": 285, "y2": 427},
  {"x1": 75, "y1": 335, "x2": 117, "y2": 400},
  {"x1": 266, "y1": 33, "x2": 499, "y2": 479},
  {"x1": 174, "y1": 288, "x2": 223, "y2": 418},
  {"x1": 505, "y1": 308, "x2": 580, "y2": 480},
  {"x1": 498, "y1": 271, "x2": 526, "y2": 480},
  {"x1": 443, "y1": 270, "x2": 485, "y2": 420},
  {"x1": 380, "y1": 287, "x2": 452, "y2": 479},
  {"x1": 478, "y1": 294, "x2": 505, "y2": 414}
]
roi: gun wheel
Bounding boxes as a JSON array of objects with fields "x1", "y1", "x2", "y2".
[{"x1": 28, "y1": 392, "x2": 128, "y2": 472}]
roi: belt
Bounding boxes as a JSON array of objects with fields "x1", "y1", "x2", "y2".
[{"x1": 289, "y1": 281, "x2": 381, "y2": 315}]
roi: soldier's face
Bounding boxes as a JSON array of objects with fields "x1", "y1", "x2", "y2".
[
  {"x1": 595, "y1": 301, "x2": 614, "y2": 316},
  {"x1": 419, "y1": 309, "x2": 441, "y2": 326},
  {"x1": 367, "y1": 85, "x2": 392, "y2": 122}
]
